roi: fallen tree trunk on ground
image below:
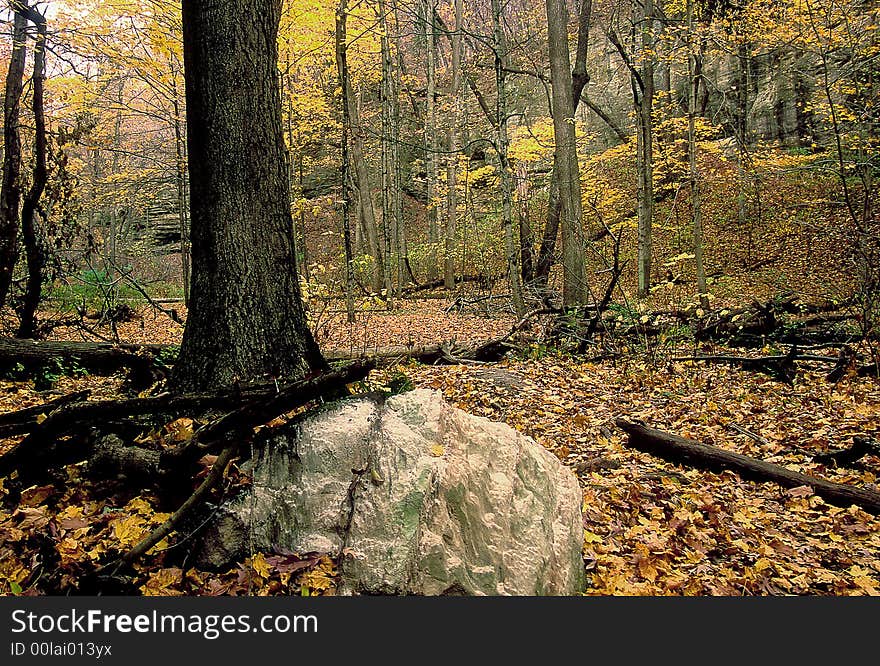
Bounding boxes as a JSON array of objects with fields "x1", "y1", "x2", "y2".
[
  {"x1": 0, "y1": 338, "x2": 172, "y2": 386},
  {"x1": 326, "y1": 309, "x2": 554, "y2": 367},
  {"x1": 0, "y1": 390, "x2": 90, "y2": 437},
  {"x1": 673, "y1": 350, "x2": 837, "y2": 382},
  {"x1": 0, "y1": 360, "x2": 376, "y2": 486},
  {"x1": 616, "y1": 419, "x2": 880, "y2": 514},
  {"x1": 814, "y1": 437, "x2": 880, "y2": 468}
]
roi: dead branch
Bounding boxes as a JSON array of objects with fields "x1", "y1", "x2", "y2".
[
  {"x1": 814, "y1": 437, "x2": 880, "y2": 468},
  {"x1": 0, "y1": 390, "x2": 90, "y2": 437},
  {"x1": 616, "y1": 419, "x2": 880, "y2": 514},
  {"x1": 112, "y1": 443, "x2": 238, "y2": 570},
  {"x1": 0, "y1": 360, "x2": 376, "y2": 483}
]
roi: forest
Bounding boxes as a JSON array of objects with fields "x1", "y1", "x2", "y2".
[{"x1": 0, "y1": 0, "x2": 877, "y2": 597}]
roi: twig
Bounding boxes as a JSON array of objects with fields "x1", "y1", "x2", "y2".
[
  {"x1": 112, "y1": 443, "x2": 238, "y2": 570},
  {"x1": 728, "y1": 423, "x2": 770, "y2": 447}
]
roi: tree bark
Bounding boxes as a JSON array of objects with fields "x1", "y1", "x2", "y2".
[
  {"x1": 617, "y1": 420, "x2": 880, "y2": 515},
  {"x1": 491, "y1": 0, "x2": 525, "y2": 317},
  {"x1": 172, "y1": 0, "x2": 326, "y2": 392},
  {"x1": 687, "y1": 0, "x2": 708, "y2": 310},
  {"x1": 636, "y1": 0, "x2": 655, "y2": 298},
  {"x1": 348, "y1": 87, "x2": 385, "y2": 294},
  {"x1": 0, "y1": 8, "x2": 28, "y2": 308},
  {"x1": 533, "y1": 0, "x2": 593, "y2": 292},
  {"x1": 336, "y1": 0, "x2": 356, "y2": 323},
  {"x1": 444, "y1": 0, "x2": 463, "y2": 292},
  {"x1": 17, "y1": 4, "x2": 49, "y2": 339},
  {"x1": 424, "y1": 0, "x2": 439, "y2": 281},
  {"x1": 546, "y1": 0, "x2": 587, "y2": 306}
]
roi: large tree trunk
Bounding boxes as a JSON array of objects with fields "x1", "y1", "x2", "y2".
[
  {"x1": 172, "y1": 81, "x2": 191, "y2": 306},
  {"x1": 0, "y1": 9, "x2": 28, "y2": 309},
  {"x1": 546, "y1": 0, "x2": 587, "y2": 306},
  {"x1": 172, "y1": 0, "x2": 327, "y2": 392}
]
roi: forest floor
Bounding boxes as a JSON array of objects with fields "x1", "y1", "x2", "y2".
[{"x1": 1, "y1": 293, "x2": 879, "y2": 596}]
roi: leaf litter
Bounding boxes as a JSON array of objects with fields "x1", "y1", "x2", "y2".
[{"x1": 1, "y1": 300, "x2": 878, "y2": 596}]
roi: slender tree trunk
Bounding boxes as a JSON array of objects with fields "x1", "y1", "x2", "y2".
[
  {"x1": 390, "y1": 0, "x2": 412, "y2": 287},
  {"x1": 516, "y1": 162, "x2": 534, "y2": 285},
  {"x1": 687, "y1": 0, "x2": 708, "y2": 310},
  {"x1": 379, "y1": 0, "x2": 396, "y2": 303},
  {"x1": 424, "y1": 0, "x2": 439, "y2": 281},
  {"x1": 336, "y1": 0, "x2": 355, "y2": 322},
  {"x1": 0, "y1": 9, "x2": 28, "y2": 309},
  {"x1": 172, "y1": 0, "x2": 326, "y2": 392},
  {"x1": 546, "y1": 0, "x2": 588, "y2": 306},
  {"x1": 444, "y1": 0, "x2": 463, "y2": 292},
  {"x1": 491, "y1": 0, "x2": 524, "y2": 316},
  {"x1": 736, "y1": 42, "x2": 749, "y2": 230},
  {"x1": 348, "y1": 87, "x2": 385, "y2": 294},
  {"x1": 636, "y1": 0, "x2": 655, "y2": 298},
  {"x1": 533, "y1": 0, "x2": 592, "y2": 292},
  {"x1": 17, "y1": 4, "x2": 48, "y2": 339}
]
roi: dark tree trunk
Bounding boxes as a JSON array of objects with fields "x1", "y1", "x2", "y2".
[
  {"x1": 0, "y1": 9, "x2": 28, "y2": 308},
  {"x1": 18, "y1": 5, "x2": 49, "y2": 339},
  {"x1": 172, "y1": 0, "x2": 327, "y2": 392}
]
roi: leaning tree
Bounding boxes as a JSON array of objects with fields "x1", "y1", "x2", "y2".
[{"x1": 172, "y1": 0, "x2": 327, "y2": 392}]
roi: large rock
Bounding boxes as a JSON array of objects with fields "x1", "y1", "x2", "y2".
[{"x1": 196, "y1": 389, "x2": 585, "y2": 595}]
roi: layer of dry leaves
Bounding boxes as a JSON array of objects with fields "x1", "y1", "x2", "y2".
[{"x1": 1, "y1": 297, "x2": 878, "y2": 596}]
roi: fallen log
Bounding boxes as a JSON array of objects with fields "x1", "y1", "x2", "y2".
[
  {"x1": 0, "y1": 390, "x2": 90, "y2": 437},
  {"x1": 0, "y1": 338, "x2": 173, "y2": 386},
  {"x1": 672, "y1": 350, "x2": 836, "y2": 382},
  {"x1": 857, "y1": 362, "x2": 879, "y2": 378},
  {"x1": 616, "y1": 419, "x2": 880, "y2": 514},
  {"x1": 329, "y1": 309, "x2": 554, "y2": 367},
  {"x1": 814, "y1": 437, "x2": 880, "y2": 468},
  {"x1": 0, "y1": 360, "x2": 376, "y2": 483}
]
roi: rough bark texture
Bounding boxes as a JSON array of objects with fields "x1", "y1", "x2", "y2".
[
  {"x1": 532, "y1": 0, "x2": 592, "y2": 292},
  {"x1": 173, "y1": 0, "x2": 326, "y2": 392}
]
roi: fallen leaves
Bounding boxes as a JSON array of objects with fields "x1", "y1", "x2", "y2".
[{"x1": 402, "y1": 349, "x2": 880, "y2": 596}]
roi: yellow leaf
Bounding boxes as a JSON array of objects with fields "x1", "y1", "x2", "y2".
[
  {"x1": 125, "y1": 498, "x2": 154, "y2": 516},
  {"x1": 111, "y1": 515, "x2": 148, "y2": 546},
  {"x1": 429, "y1": 444, "x2": 445, "y2": 457},
  {"x1": 251, "y1": 553, "x2": 272, "y2": 580}
]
